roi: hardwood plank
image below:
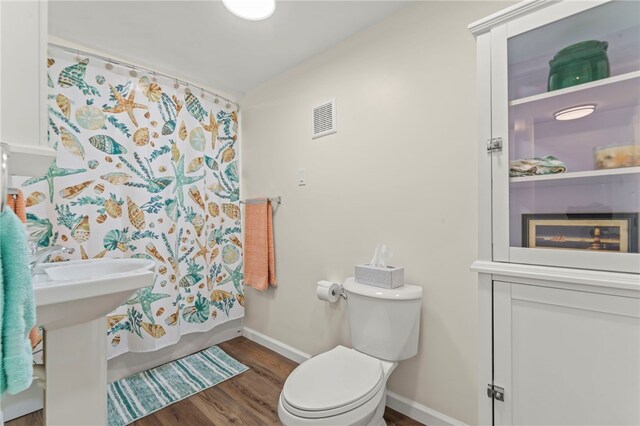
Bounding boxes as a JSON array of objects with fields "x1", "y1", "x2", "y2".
[
  {"x1": 145, "y1": 398, "x2": 211, "y2": 425},
  {"x1": 384, "y1": 407, "x2": 425, "y2": 426},
  {"x1": 6, "y1": 336, "x2": 424, "y2": 426},
  {"x1": 214, "y1": 369, "x2": 281, "y2": 424},
  {"x1": 190, "y1": 386, "x2": 256, "y2": 425},
  {"x1": 191, "y1": 380, "x2": 277, "y2": 426},
  {"x1": 220, "y1": 337, "x2": 298, "y2": 383},
  {"x1": 4, "y1": 409, "x2": 43, "y2": 426},
  {"x1": 129, "y1": 411, "x2": 162, "y2": 426}
]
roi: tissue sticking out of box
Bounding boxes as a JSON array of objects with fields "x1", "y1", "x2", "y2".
[
  {"x1": 356, "y1": 244, "x2": 404, "y2": 289},
  {"x1": 369, "y1": 244, "x2": 393, "y2": 267}
]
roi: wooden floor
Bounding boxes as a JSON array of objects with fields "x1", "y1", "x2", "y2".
[{"x1": 8, "y1": 336, "x2": 423, "y2": 425}]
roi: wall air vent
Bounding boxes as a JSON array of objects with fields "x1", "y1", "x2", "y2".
[{"x1": 312, "y1": 99, "x2": 336, "y2": 139}]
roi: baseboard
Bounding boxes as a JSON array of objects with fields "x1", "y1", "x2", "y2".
[
  {"x1": 242, "y1": 327, "x2": 467, "y2": 426},
  {"x1": 242, "y1": 327, "x2": 311, "y2": 363},
  {"x1": 385, "y1": 390, "x2": 467, "y2": 426},
  {"x1": 1, "y1": 383, "x2": 43, "y2": 422}
]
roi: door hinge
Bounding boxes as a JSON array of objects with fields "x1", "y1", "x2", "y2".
[
  {"x1": 487, "y1": 384, "x2": 505, "y2": 401},
  {"x1": 486, "y1": 137, "x2": 503, "y2": 152}
]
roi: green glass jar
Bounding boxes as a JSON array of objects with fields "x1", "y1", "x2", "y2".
[{"x1": 548, "y1": 40, "x2": 610, "y2": 91}]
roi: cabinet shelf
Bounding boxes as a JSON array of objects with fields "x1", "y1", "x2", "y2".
[
  {"x1": 510, "y1": 166, "x2": 640, "y2": 186},
  {"x1": 6, "y1": 143, "x2": 56, "y2": 177},
  {"x1": 509, "y1": 71, "x2": 640, "y2": 124}
]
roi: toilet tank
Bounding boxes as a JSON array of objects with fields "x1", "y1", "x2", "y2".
[{"x1": 343, "y1": 277, "x2": 422, "y2": 361}]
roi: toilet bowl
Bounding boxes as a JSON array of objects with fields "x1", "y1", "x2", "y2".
[
  {"x1": 278, "y1": 346, "x2": 396, "y2": 426},
  {"x1": 278, "y1": 278, "x2": 422, "y2": 426}
]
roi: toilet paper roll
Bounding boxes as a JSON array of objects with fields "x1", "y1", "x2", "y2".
[{"x1": 316, "y1": 280, "x2": 340, "y2": 303}]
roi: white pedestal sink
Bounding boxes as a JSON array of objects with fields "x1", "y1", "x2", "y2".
[{"x1": 33, "y1": 258, "x2": 155, "y2": 426}]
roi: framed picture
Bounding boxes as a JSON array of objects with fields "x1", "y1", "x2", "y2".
[{"x1": 522, "y1": 213, "x2": 639, "y2": 253}]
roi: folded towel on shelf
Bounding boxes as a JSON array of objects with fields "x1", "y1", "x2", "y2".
[
  {"x1": 0, "y1": 209, "x2": 36, "y2": 395},
  {"x1": 244, "y1": 201, "x2": 277, "y2": 291},
  {"x1": 509, "y1": 156, "x2": 567, "y2": 177}
]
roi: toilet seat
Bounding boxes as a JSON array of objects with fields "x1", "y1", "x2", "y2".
[{"x1": 281, "y1": 346, "x2": 384, "y2": 419}]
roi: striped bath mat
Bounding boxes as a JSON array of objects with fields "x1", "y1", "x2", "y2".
[{"x1": 107, "y1": 346, "x2": 248, "y2": 425}]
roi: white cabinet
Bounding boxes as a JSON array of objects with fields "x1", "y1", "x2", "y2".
[
  {"x1": 474, "y1": 263, "x2": 640, "y2": 426},
  {"x1": 471, "y1": 1, "x2": 640, "y2": 424},
  {"x1": 494, "y1": 280, "x2": 640, "y2": 426},
  {"x1": 0, "y1": 0, "x2": 55, "y2": 176},
  {"x1": 475, "y1": 0, "x2": 640, "y2": 273}
]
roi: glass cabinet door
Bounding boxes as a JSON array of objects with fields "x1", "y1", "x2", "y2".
[{"x1": 495, "y1": 0, "x2": 640, "y2": 272}]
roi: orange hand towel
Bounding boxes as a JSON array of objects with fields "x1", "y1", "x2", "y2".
[
  {"x1": 6, "y1": 191, "x2": 27, "y2": 223},
  {"x1": 244, "y1": 201, "x2": 277, "y2": 291}
]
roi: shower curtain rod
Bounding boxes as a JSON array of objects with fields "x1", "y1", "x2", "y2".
[{"x1": 49, "y1": 43, "x2": 239, "y2": 109}]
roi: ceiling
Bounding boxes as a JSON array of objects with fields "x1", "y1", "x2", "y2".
[{"x1": 49, "y1": 1, "x2": 408, "y2": 99}]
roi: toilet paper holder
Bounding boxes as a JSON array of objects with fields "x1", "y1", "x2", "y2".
[
  {"x1": 333, "y1": 286, "x2": 347, "y2": 300},
  {"x1": 316, "y1": 280, "x2": 347, "y2": 303}
]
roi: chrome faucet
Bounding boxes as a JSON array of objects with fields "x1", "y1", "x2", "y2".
[{"x1": 29, "y1": 245, "x2": 75, "y2": 273}]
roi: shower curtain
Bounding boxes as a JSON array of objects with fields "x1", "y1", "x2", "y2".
[{"x1": 24, "y1": 47, "x2": 244, "y2": 358}]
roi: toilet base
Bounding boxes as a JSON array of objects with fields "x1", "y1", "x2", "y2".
[
  {"x1": 368, "y1": 390, "x2": 388, "y2": 426},
  {"x1": 278, "y1": 350, "x2": 398, "y2": 426},
  {"x1": 278, "y1": 387, "x2": 388, "y2": 426}
]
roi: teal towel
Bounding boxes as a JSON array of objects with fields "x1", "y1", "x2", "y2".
[{"x1": 0, "y1": 209, "x2": 35, "y2": 396}]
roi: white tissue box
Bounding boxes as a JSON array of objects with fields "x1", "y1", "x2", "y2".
[{"x1": 354, "y1": 264, "x2": 404, "y2": 289}]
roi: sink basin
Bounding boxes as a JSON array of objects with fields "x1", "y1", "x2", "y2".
[
  {"x1": 32, "y1": 258, "x2": 155, "y2": 426},
  {"x1": 44, "y1": 258, "x2": 153, "y2": 282},
  {"x1": 34, "y1": 258, "x2": 155, "y2": 330}
]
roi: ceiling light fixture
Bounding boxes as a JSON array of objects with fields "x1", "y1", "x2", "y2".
[
  {"x1": 554, "y1": 104, "x2": 596, "y2": 121},
  {"x1": 222, "y1": 0, "x2": 275, "y2": 21}
]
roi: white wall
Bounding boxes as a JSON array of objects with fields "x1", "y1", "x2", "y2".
[
  {"x1": 1, "y1": 0, "x2": 47, "y2": 147},
  {"x1": 240, "y1": 2, "x2": 508, "y2": 424}
]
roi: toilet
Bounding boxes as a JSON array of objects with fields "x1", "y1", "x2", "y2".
[{"x1": 278, "y1": 277, "x2": 422, "y2": 426}]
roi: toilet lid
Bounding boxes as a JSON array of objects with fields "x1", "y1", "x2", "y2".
[{"x1": 282, "y1": 346, "x2": 384, "y2": 414}]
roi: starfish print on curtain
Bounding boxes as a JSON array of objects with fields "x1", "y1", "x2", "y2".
[
  {"x1": 23, "y1": 159, "x2": 86, "y2": 202},
  {"x1": 103, "y1": 84, "x2": 148, "y2": 127},
  {"x1": 23, "y1": 47, "x2": 243, "y2": 360},
  {"x1": 172, "y1": 155, "x2": 205, "y2": 208},
  {"x1": 201, "y1": 112, "x2": 219, "y2": 149},
  {"x1": 125, "y1": 288, "x2": 171, "y2": 325}
]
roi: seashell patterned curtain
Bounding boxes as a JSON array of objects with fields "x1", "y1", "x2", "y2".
[{"x1": 23, "y1": 46, "x2": 243, "y2": 359}]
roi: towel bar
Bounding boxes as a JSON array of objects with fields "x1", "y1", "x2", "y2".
[{"x1": 240, "y1": 196, "x2": 281, "y2": 205}]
